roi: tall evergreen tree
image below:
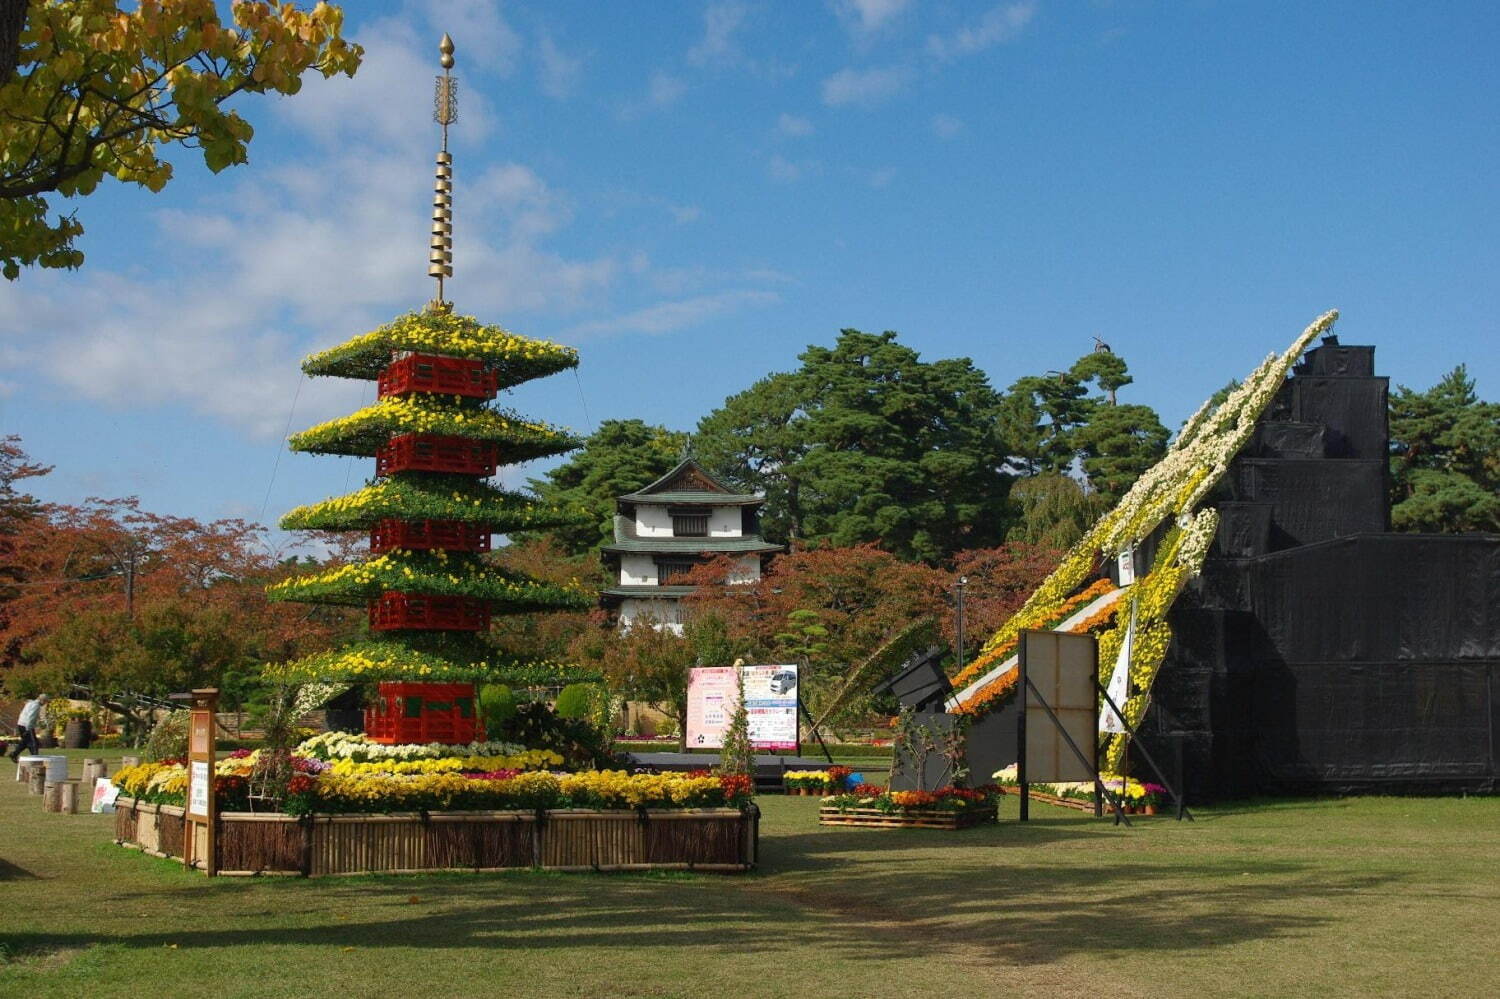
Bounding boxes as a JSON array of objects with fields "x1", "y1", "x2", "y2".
[
  {"x1": 695, "y1": 330, "x2": 1012, "y2": 562},
  {"x1": 526, "y1": 419, "x2": 689, "y2": 556},
  {"x1": 1389, "y1": 366, "x2": 1500, "y2": 533}
]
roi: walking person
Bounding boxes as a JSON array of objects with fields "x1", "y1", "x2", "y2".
[{"x1": 8, "y1": 693, "x2": 50, "y2": 762}]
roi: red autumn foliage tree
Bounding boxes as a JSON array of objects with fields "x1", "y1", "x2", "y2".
[{"x1": 1, "y1": 495, "x2": 357, "y2": 733}]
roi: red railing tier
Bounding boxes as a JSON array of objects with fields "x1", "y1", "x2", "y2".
[
  {"x1": 370, "y1": 518, "x2": 491, "y2": 553},
  {"x1": 364, "y1": 681, "x2": 481, "y2": 745},
  {"x1": 368, "y1": 592, "x2": 491, "y2": 632},
  {"x1": 375, "y1": 433, "x2": 500, "y2": 477},
  {"x1": 378, "y1": 353, "x2": 499, "y2": 400}
]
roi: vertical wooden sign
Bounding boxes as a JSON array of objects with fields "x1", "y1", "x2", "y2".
[{"x1": 185, "y1": 688, "x2": 218, "y2": 876}]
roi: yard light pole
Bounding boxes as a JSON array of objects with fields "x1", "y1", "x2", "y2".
[{"x1": 955, "y1": 576, "x2": 968, "y2": 676}]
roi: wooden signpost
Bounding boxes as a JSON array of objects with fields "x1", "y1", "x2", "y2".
[{"x1": 184, "y1": 688, "x2": 218, "y2": 876}]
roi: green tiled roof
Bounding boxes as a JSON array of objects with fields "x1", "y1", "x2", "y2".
[
  {"x1": 618, "y1": 490, "x2": 761, "y2": 505},
  {"x1": 601, "y1": 585, "x2": 698, "y2": 599},
  {"x1": 602, "y1": 537, "x2": 781, "y2": 555}
]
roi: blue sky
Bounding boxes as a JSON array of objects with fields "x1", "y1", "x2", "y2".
[{"x1": 3, "y1": 0, "x2": 1497, "y2": 544}]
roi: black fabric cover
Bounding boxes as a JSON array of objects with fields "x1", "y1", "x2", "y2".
[
  {"x1": 1213, "y1": 502, "x2": 1274, "y2": 558},
  {"x1": 874, "y1": 647, "x2": 952, "y2": 711},
  {"x1": 1284, "y1": 377, "x2": 1389, "y2": 458},
  {"x1": 1228, "y1": 459, "x2": 1387, "y2": 548},
  {"x1": 1295, "y1": 342, "x2": 1376, "y2": 378},
  {"x1": 1249, "y1": 421, "x2": 1326, "y2": 459}
]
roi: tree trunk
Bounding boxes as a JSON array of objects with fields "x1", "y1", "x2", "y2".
[{"x1": 0, "y1": 0, "x2": 26, "y2": 85}]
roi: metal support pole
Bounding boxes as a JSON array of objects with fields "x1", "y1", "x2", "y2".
[
  {"x1": 1096, "y1": 680, "x2": 1193, "y2": 821},
  {"x1": 1027, "y1": 677, "x2": 1130, "y2": 826}
]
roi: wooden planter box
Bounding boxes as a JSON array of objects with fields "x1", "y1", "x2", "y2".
[
  {"x1": 994, "y1": 785, "x2": 1097, "y2": 813},
  {"x1": 114, "y1": 798, "x2": 758, "y2": 876},
  {"x1": 818, "y1": 803, "x2": 998, "y2": 830},
  {"x1": 370, "y1": 518, "x2": 491, "y2": 554},
  {"x1": 375, "y1": 433, "x2": 500, "y2": 478}
]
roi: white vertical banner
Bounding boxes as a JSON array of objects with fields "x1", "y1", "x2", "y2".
[{"x1": 1100, "y1": 597, "x2": 1135, "y2": 734}]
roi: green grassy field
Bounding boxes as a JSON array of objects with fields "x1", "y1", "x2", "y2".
[{"x1": 3, "y1": 749, "x2": 1496, "y2": 998}]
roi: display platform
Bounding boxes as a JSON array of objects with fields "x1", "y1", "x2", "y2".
[{"x1": 624, "y1": 752, "x2": 842, "y2": 792}]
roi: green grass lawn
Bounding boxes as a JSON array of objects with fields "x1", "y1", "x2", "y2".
[{"x1": 3, "y1": 749, "x2": 1497, "y2": 998}]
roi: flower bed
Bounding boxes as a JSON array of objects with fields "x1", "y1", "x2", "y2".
[
  {"x1": 116, "y1": 799, "x2": 757, "y2": 875},
  {"x1": 991, "y1": 766, "x2": 1167, "y2": 814},
  {"x1": 818, "y1": 784, "x2": 1000, "y2": 830},
  {"x1": 782, "y1": 767, "x2": 852, "y2": 795},
  {"x1": 112, "y1": 735, "x2": 759, "y2": 875}
]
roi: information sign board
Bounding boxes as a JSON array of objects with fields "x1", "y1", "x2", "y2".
[{"x1": 686, "y1": 664, "x2": 799, "y2": 752}]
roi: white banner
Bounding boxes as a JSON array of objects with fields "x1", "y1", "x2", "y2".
[
  {"x1": 188, "y1": 760, "x2": 211, "y2": 818},
  {"x1": 1100, "y1": 597, "x2": 1135, "y2": 734}
]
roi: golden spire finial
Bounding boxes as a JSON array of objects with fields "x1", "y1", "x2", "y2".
[{"x1": 429, "y1": 33, "x2": 457, "y2": 311}]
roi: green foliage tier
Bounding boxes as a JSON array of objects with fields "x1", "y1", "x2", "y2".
[
  {"x1": 287, "y1": 394, "x2": 579, "y2": 459},
  {"x1": 265, "y1": 636, "x2": 602, "y2": 685},
  {"x1": 266, "y1": 549, "x2": 594, "y2": 611},
  {"x1": 280, "y1": 473, "x2": 591, "y2": 532},
  {"x1": 301, "y1": 311, "x2": 580, "y2": 387}
]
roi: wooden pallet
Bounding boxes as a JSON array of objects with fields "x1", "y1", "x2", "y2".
[
  {"x1": 994, "y1": 785, "x2": 1096, "y2": 812},
  {"x1": 818, "y1": 805, "x2": 997, "y2": 830}
]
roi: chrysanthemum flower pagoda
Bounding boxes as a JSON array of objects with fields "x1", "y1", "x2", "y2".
[{"x1": 266, "y1": 35, "x2": 592, "y2": 743}]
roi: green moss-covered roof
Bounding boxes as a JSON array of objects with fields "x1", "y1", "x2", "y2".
[
  {"x1": 263, "y1": 635, "x2": 601, "y2": 685},
  {"x1": 280, "y1": 474, "x2": 590, "y2": 532},
  {"x1": 287, "y1": 395, "x2": 579, "y2": 460},
  {"x1": 301, "y1": 310, "x2": 579, "y2": 387},
  {"x1": 266, "y1": 549, "x2": 595, "y2": 611}
]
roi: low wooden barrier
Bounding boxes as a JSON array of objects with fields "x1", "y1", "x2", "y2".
[
  {"x1": 114, "y1": 797, "x2": 758, "y2": 876},
  {"x1": 818, "y1": 803, "x2": 998, "y2": 830}
]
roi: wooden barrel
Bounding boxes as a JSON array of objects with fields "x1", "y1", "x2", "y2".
[
  {"x1": 63, "y1": 719, "x2": 92, "y2": 749},
  {"x1": 59, "y1": 780, "x2": 80, "y2": 814},
  {"x1": 26, "y1": 763, "x2": 46, "y2": 795}
]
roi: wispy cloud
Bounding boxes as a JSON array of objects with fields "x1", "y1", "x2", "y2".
[
  {"x1": 564, "y1": 290, "x2": 780, "y2": 339},
  {"x1": 926, "y1": 2, "x2": 1037, "y2": 62},
  {"x1": 768, "y1": 154, "x2": 822, "y2": 183},
  {"x1": 688, "y1": 2, "x2": 749, "y2": 67},
  {"x1": 618, "y1": 70, "x2": 687, "y2": 120},
  {"x1": 536, "y1": 31, "x2": 583, "y2": 99},
  {"x1": 820, "y1": 64, "x2": 912, "y2": 107},
  {"x1": 778, "y1": 112, "x2": 815, "y2": 137},
  {"x1": 932, "y1": 113, "x2": 965, "y2": 138},
  {"x1": 833, "y1": 0, "x2": 913, "y2": 35}
]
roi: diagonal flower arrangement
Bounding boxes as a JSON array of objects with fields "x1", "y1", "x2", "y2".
[{"x1": 950, "y1": 310, "x2": 1341, "y2": 771}]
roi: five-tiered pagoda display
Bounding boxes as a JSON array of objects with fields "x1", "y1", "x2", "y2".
[{"x1": 266, "y1": 35, "x2": 592, "y2": 742}]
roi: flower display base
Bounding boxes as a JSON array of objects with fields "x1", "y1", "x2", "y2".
[
  {"x1": 115, "y1": 798, "x2": 759, "y2": 876},
  {"x1": 818, "y1": 804, "x2": 998, "y2": 830},
  {"x1": 994, "y1": 785, "x2": 1095, "y2": 813}
]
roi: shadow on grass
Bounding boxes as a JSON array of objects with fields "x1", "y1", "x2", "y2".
[
  {"x1": 2, "y1": 812, "x2": 1401, "y2": 969},
  {"x1": 0, "y1": 858, "x2": 39, "y2": 880}
]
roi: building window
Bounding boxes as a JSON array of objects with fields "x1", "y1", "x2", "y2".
[
  {"x1": 670, "y1": 509, "x2": 709, "y2": 537},
  {"x1": 657, "y1": 559, "x2": 697, "y2": 583}
]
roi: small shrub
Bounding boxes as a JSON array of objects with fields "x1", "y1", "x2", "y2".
[
  {"x1": 142, "y1": 711, "x2": 190, "y2": 762},
  {"x1": 479, "y1": 683, "x2": 518, "y2": 738},
  {"x1": 554, "y1": 683, "x2": 596, "y2": 720}
]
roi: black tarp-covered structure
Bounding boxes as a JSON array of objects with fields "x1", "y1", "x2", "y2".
[{"x1": 1135, "y1": 338, "x2": 1500, "y2": 797}]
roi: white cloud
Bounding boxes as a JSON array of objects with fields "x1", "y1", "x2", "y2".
[
  {"x1": 415, "y1": 0, "x2": 521, "y2": 76},
  {"x1": 932, "y1": 113, "x2": 964, "y2": 138},
  {"x1": 777, "y1": 112, "x2": 815, "y2": 136},
  {"x1": 820, "y1": 64, "x2": 912, "y2": 107},
  {"x1": 668, "y1": 204, "x2": 703, "y2": 224},
  {"x1": 564, "y1": 291, "x2": 779, "y2": 339},
  {"x1": 649, "y1": 71, "x2": 686, "y2": 107},
  {"x1": 834, "y1": 0, "x2": 912, "y2": 34},
  {"x1": 926, "y1": 2, "x2": 1037, "y2": 62},
  {"x1": 688, "y1": 2, "x2": 749, "y2": 67},
  {"x1": 866, "y1": 166, "x2": 897, "y2": 188},
  {"x1": 536, "y1": 31, "x2": 583, "y2": 99},
  {"x1": 768, "y1": 155, "x2": 804, "y2": 182}
]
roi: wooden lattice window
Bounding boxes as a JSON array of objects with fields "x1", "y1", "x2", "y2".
[
  {"x1": 670, "y1": 508, "x2": 709, "y2": 537},
  {"x1": 657, "y1": 559, "x2": 697, "y2": 583}
]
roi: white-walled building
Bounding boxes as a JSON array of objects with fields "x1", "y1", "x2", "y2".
[{"x1": 601, "y1": 459, "x2": 780, "y2": 632}]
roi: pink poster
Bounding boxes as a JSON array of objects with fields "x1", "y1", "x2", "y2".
[{"x1": 686, "y1": 665, "x2": 800, "y2": 752}]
